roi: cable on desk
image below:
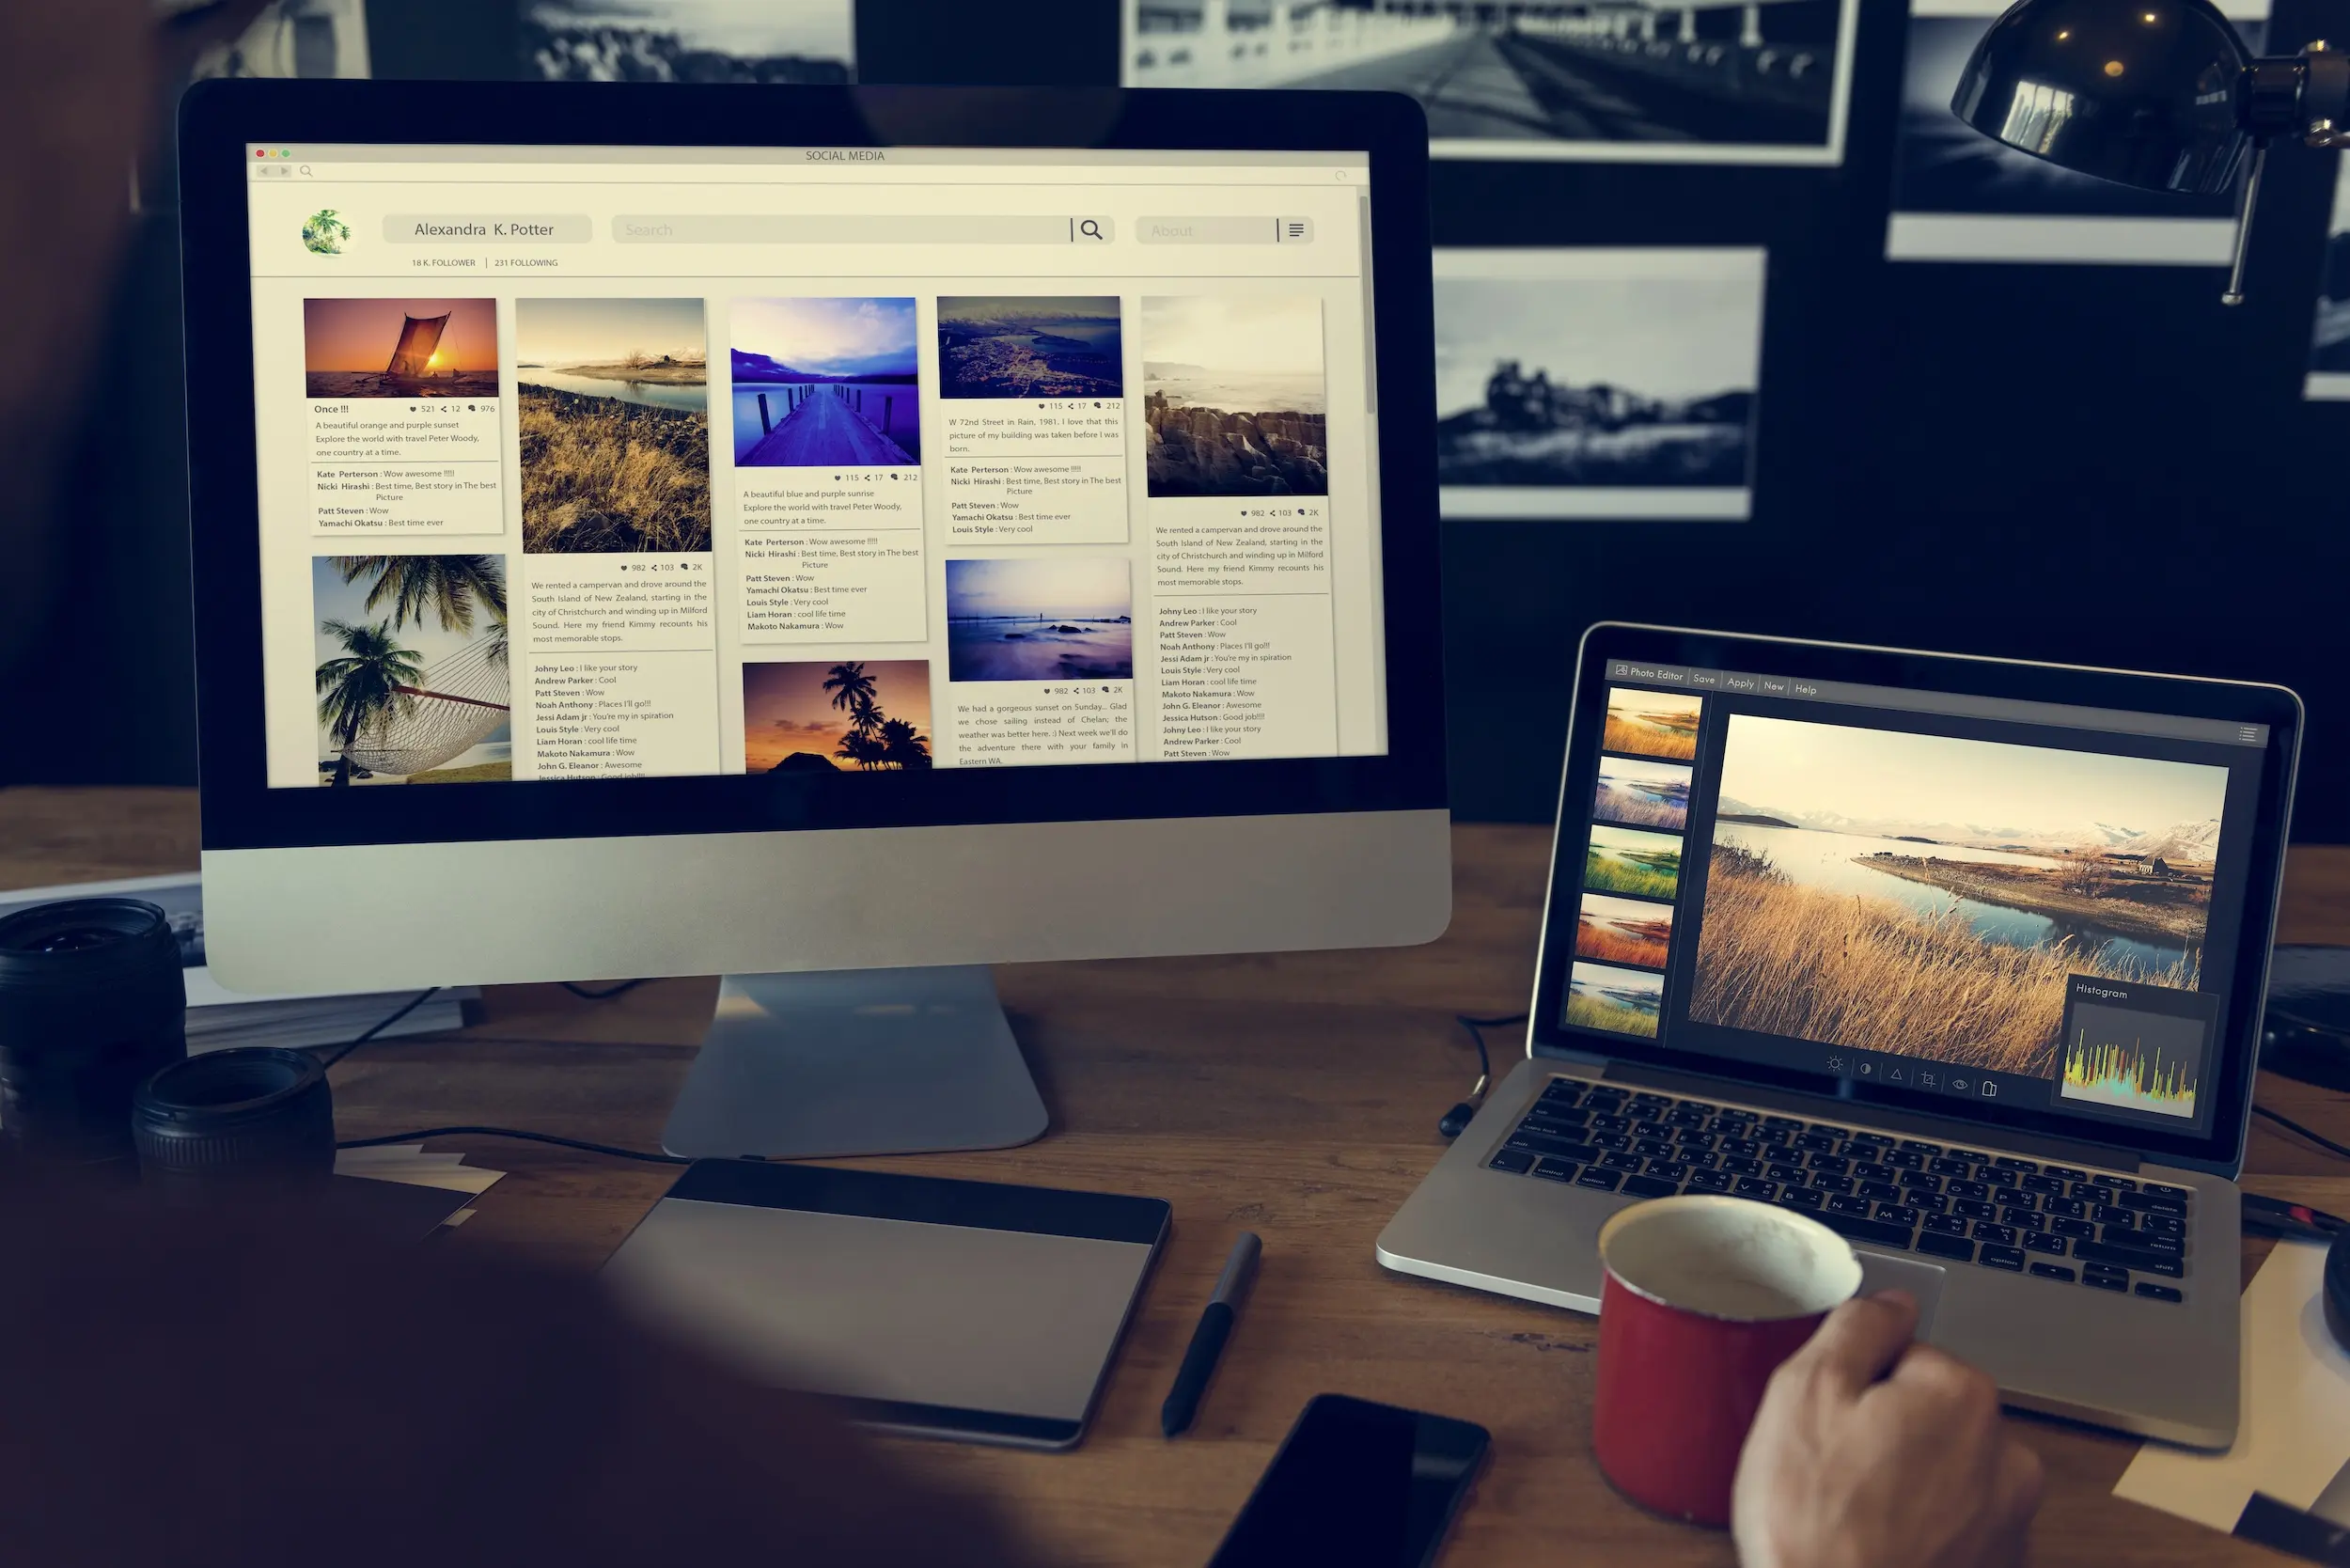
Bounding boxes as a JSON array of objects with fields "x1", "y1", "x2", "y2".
[
  {"x1": 1439, "y1": 1012, "x2": 1528, "y2": 1140},
  {"x1": 561, "y1": 979, "x2": 648, "y2": 1001},
  {"x1": 2254, "y1": 1103, "x2": 2350, "y2": 1162},
  {"x1": 315, "y1": 987, "x2": 443, "y2": 1070},
  {"x1": 336, "y1": 1125, "x2": 692, "y2": 1166},
  {"x1": 1455, "y1": 1011, "x2": 1528, "y2": 1088},
  {"x1": 319, "y1": 983, "x2": 687, "y2": 1166}
]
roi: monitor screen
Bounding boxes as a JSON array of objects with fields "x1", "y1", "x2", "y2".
[
  {"x1": 243, "y1": 143, "x2": 1386, "y2": 789},
  {"x1": 1554, "y1": 650, "x2": 2283, "y2": 1148}
]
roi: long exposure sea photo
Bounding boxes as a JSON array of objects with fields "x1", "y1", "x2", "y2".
[{"x1": 945, "y1": 557, "x2": 1134, "y2": 682}]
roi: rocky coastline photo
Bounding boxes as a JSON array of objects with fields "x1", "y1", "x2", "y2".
[
  {"x1": 1141, "y1": 295, "x2": 1329, "y2": 500},
  {"x1": 1143, "y1": 396, "x2": 1327, "y2": 497}
]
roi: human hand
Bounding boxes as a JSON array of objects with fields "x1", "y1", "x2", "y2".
[{"x1": 1731, "y1": 1292, "x2": 2043, "y2": 1568}]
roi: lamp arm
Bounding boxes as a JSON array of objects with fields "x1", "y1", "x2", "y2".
[
  {"x1": 2220, "y1": 141, "x2": 2267, "y2": 306},
  {"x1": 2217, "y1": 40, "x2": 2346, "y2": 306},
  {"x1": 2242, "y1": 39, "x2": 2350, "y2": 148}
]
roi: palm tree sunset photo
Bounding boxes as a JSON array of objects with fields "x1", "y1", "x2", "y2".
[
  {"x1": 742, "y1": 659, "x2": 933, "y2": 774},
  {"x1": 313, "y1": 555, "x2": 511, "y2": 785}
]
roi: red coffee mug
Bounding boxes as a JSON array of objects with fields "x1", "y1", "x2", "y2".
[{"x1": 1591, "y1": 1195, "x2": 1862, "y2": 1528}]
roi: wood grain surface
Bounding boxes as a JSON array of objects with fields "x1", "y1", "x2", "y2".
[{"x1": 6, "y1": 786, "x2": 2347, "y2": 1566}]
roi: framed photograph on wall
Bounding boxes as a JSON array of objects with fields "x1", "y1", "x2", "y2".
[
  {"x1": 522, "y1": 0, "x2": 856, "y2": 83},
  {"x1": 2309, "y1": 156, "x2": 2350, "y2": 400},
  {"x1": 1886, "y1": 0, "x2": 2266, "y2": 265},
  {"x1": 1433, "y1": 247, "x2": 1766, "y2": 522},
  {"x1": 1120, "y1": 0, "x2": 1863, "y2": 165}
]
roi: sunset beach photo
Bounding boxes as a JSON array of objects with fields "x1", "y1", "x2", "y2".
[
  {"x1": 305, "y1": 297, "x2": 498, "y2": 399},
  {"x1": 743, "y1": 659, "x2": 932, "y2": 773}
]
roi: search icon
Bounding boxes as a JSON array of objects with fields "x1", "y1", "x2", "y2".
[
  {"x1": 298, "y1": 164, "x2": 312, "y2": 176},
  {"x1": 1077, "y1": 217, "x2": 1105, "y2": 241}
]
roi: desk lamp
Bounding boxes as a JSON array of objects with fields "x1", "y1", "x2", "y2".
[{"x1": 1950, "y1": 0, "x2": 2348, "y2": 301}]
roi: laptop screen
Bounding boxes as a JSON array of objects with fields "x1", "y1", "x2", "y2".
[
  {"x1": 1551, "y1": 642, "x2": 2291, "y2": 1150},
  {"x1": 240, "y1": 143, "x2": 1384, "y2": 788}
]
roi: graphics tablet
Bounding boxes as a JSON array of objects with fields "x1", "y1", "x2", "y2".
[{"x1": 603, "y1": 1160, "x2": 1169, "y2": 1450}]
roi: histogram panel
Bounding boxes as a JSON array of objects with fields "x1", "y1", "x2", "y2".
[{"x1": 2057, "y1": 1000, "x2": 2205, "y2": 1121}]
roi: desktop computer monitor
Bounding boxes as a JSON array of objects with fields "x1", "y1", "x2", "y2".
[{"x1": 176, "y1": 83, "x2": 1448, "y2": 1158}]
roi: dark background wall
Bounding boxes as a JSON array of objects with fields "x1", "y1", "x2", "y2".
[{"x1": 17, "y1": 0, "x2": 2345, "y2": 837}]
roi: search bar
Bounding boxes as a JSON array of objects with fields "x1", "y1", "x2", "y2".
[
  {"x1": 1136, "y1": 215, "x2": 1314, "y2": 244},
  {"x1": 610, "y1": 214, "x2": 1113, "y2": 243}
]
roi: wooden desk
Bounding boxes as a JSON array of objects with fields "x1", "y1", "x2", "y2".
[{"x1": 7, "y1": 785, "x2": 2349, "y2": 1567}]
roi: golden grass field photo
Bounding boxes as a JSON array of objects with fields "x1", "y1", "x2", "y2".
[
  {"x1": 1687, "y1": 843, "x2": 2192, "y2": 1076},
  {"x1": 1575, "y1": 891, "x2": 1673, "y2": 969},
  {"x1": 1688, "y1": 713, "x2": 2229, "y2": 1074},
  {"x1": 516, "y1": 297, "x2": 712, "y2": 554},
  {"x1": 1585, "y1": 823, "x2": 1682, "y2": 900},
  {"x1": 1602, "y1": 686, "x2": 1702, "y2": 760},
  {"x1": 1567, "y1": 961, "x2": 1664, "y2": 1039},
  {"x1": 519, "y1": 390, "x2": 711, "y2": 553},
  {"x1": 1593, "y1": 755, "x2": 1692, "y2": 831}
]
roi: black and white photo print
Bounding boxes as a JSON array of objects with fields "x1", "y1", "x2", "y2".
[
  {"x1": 1887, "y1": 0, "x2": 2264, "y2": 264},
  {"x1": 1434, "y1": 248, "x2": 1765, "y2": 521},
  {"x1": 1121, "y1": 0, "x2": 1861, "y2": 165},
  {"x1": 524, "y1": 0, "x2": 854, "y2": 83},
  {"x1": 2310, "y1": 156, "x2": 2350, "y2": 399}
]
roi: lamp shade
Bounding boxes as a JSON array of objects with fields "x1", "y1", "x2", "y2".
[{"x1": 1950, "y1": 0, "x2": 2251, "y2": 194}]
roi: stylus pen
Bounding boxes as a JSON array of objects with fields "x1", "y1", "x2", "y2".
[{"x1": 1161, "y1": 1231, "x2": 1262, "y2": 1438}]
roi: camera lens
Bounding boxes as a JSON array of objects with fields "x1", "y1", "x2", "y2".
[
  {"x1": 133, "y1": 1047, "x2": 336, "y2": 1196},
  {"x1": 0, "y1": 898, "x2": 187, "y2": 1176}
]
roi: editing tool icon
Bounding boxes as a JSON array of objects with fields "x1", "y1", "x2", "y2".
[
  {"x1": 1917, "y1": 1070, "x2": 1938, "y2": 1090},
  {"x1": 1950, "y1": 1075, "x2": 1971, "y2": 1093},
  {"x1": 1980, "y1": 1081, "x2": 1998, "y2": 1098}
]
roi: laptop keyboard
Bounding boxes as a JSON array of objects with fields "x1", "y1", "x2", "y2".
[{"x1": 1487, "y1": 1076, "x2": 2193, "y2": 1304}]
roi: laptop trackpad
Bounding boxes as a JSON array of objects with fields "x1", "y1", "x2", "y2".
[{"x1": 1856, "y1": 1252, "x2": 1949, "y2": 1341}]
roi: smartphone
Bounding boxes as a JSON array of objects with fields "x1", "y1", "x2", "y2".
[{"x1": 1207, "y1": 1393, "x2": 1491, "y2": 1568}]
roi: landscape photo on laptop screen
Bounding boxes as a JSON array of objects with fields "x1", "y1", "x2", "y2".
[{"x1": 1555, "y1": 666, "x2": 2268, "y2": 1137}]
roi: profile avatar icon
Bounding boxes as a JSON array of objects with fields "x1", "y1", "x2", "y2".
[{"x1": 302, "y1": 209, "x2": 350, "y2": 256}]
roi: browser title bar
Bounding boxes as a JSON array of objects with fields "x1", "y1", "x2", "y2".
[{"x1": 250, "y1": 143, "x2": 1367, "y2": 171}]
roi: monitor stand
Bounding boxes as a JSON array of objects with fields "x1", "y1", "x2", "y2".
[{"x1": 659, "y1": 966, "x2": 1049, "y2": 1160}]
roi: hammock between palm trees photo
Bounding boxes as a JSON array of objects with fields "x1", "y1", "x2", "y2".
[{"x1": 312, "y1": 555, "x2": 512, "y2": 786}]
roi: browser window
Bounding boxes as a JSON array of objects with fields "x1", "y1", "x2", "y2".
[{"x1": 244, "y1": 144, "x2": 1384, "y2": 787}]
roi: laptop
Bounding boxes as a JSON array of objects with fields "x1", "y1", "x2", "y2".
[{"x1": 1379, "y1": 624, "x2": 2302, "y2": 1449}]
